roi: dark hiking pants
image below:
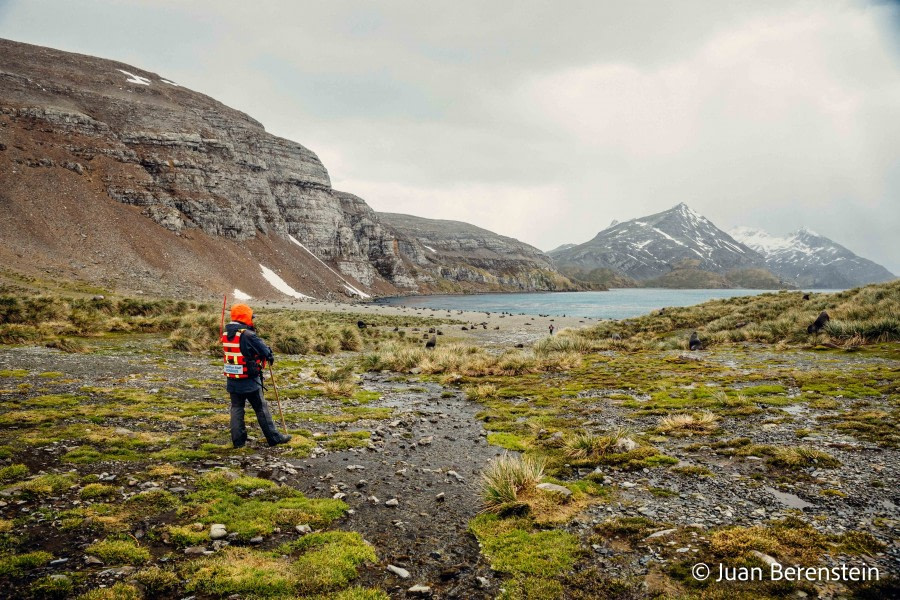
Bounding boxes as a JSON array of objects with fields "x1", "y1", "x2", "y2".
[{"x1": 229, "y1": 389, "x2": 281, "y2": 447}]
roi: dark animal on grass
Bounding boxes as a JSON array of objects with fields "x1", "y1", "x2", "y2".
[
  {"x1": 689, "y1": 332, "x2": 702, "y2": 351},
  {"x1": 807, "y1": 311, "x2": 830, "y2": 334},
  {"x1": 357, "y1": 320, "x2": 367, "y2": 329},
  {"x1": 425, "y1": 335, "x2": 437, "y2": 350},
  {"x1": 803, "y1": 293, "x2": 810, "y2": 301}
]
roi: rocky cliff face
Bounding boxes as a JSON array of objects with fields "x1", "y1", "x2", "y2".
[
  {"x1": 378, "y1": 213, "x2": 576, "y2": 292},
  {"x1": 0, "y1": 39, "x2": 565, "y2": 298}
]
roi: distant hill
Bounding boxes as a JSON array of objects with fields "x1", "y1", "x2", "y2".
[
  {"x1": 378, "y1": 213, "x2": 576, "y2": 293},
  {"x1": 730, "y1": 227, "x2": 895, "y2": 289},
  {"x1": 549, "y1": 203, "x2": 785, "y2": 288}
]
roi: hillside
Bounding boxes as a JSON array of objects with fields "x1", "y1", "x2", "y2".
[
  {"x1": 378, "y1": 212, "x2": 576, "y2": 292},
  {"x1": 0, "y1": 38, "x2": 567, "y2": 300}
]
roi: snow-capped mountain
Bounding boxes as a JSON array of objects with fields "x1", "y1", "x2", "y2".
[
  {"x1": 730, "y1": 227, "x2": 895, "y2": 288},
  {"x1": 549, "y1": 203, "x2": 767, "y2": 281}
]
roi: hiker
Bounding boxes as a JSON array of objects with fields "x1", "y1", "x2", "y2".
[
  {"x1": 222, "y1": 304, "x2": 291, "y2": 448},
  {"x1": 549, "y1": 324, "x2": 555, "y2": 336}
]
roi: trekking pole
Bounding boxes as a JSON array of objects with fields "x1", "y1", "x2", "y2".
[
  {"x1": 219, "y1": 293, "x2": 227, "y2": 337},
  {"x1": 268, "y1": 364, "x2": 289, "y2": 435}
]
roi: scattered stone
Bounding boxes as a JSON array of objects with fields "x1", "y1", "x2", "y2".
[
  {"x1": 447, "y1": 470, "x2": 464, "y2": 482},
  {"x1": 184, "y1": 546, "x2": 207, "y2": 555},
  {"x1": 418, "y1": 436, "x2": 433, "y2": 446},
  {"x1": 408, "y1": 584, "x2": 432, "y2": 596},
  {"x1": 536, "y1": 482, "x2": 572, "y2": 497},
  {"x1": 620, "y1": 481, "x2": 637, "y2": 488},
  {"x1": 209, "y1": 524, "x2": 227, "y2": 540},
  {"x1": 750, "y1": 550, "x2": 779, "y2": 567},
  {"x1": 645, "y1": 528, "x2": 678, "y2": 540},
  {"x1": 435, "y1": 492, "x2": 445, "y2": 502},
  {"x1": 385, "y1": 498, "x2": 400, "y2": 507},
  {"x1": 84, "y1": 555, "x2": 103, "y2": 565},
  {"x1": 387, "y1": 564, "x2": 410, "y2": 579},
  {"x1": 249, "y1": 536, "x2": 263, "y2": 544},
  {"x1": 49, "y1": 558, "x2": 69, "y2": 566},
  {"x1": 295, "y1": 524, "x2": 312, "y2": 534}
]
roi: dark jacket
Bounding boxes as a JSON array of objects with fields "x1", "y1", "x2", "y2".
[{"x1": 224, "y1": 321, "x2": 274, "y2": 394}]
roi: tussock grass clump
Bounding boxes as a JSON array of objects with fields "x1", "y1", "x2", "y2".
[
  {"x1": 320, "y1": 380, "x2": 356, "y2": 398},
  {"x1": 564, "y1": 429, "x2": 632, "y2": 460},
  {"x1": 533, "y1": 333, "x2": 595, "y2": 355},
  {"x1": 481, "y1": 454, "x2": 546, "y2": 510},
  {"x1": 769, "y1": 447, "x2": 840, "y2": 469},
  {"x1": 658, "y1": 411, "x2": 720, "y2": 435},
  {"x1": 466, "y1": 383, "x2": 498, "y2": 400}
]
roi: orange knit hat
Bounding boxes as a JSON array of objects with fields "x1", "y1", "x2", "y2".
[{"x1": 230, "y1": 304, "x2": 254, "y2": 326}]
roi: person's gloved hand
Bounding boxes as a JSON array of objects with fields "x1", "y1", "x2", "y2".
[{"x1": 266, "y1": 352, "x2": 275, "y2": 366}]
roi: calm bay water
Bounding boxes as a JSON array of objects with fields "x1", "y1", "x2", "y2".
[{"x1": 374, "y1": 288, "x2": 841, "y2": 320}]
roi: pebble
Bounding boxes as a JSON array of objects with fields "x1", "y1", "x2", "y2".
[
  {"x1": 387, "y1": 564, "x2": 411, "y2": 579},
  {"x1": 184, "y1": 546, "x2": 207, "y2": 555},
  {"x1": 435, "y1": 492, "x2": 445, "y2": 502},
  {"x1": 408, "y1": 584, "x2": 432, "y2": 596},
  {"x1": 295, "y1": 524, "x2": 312, "y2": 534},
  {"x1": 209, "y1": 524, "x2": 228, "y2": 540},
  {"x1": 385, "y1": 498, "x2": 400, "y2": 507},
  {"x1": 249, "y1": 536, "x2": 263, "y2": 544}
]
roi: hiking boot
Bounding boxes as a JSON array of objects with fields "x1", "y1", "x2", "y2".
[{"x1": 269, "y1": 434, "x2": 292, "y2": 447}]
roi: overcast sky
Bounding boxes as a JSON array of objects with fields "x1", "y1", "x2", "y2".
[{"x1": 2, "y1": 0, "x2": 898, "y2": 272}]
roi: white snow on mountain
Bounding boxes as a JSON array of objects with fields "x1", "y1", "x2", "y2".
[{"x1": 259, "y1": 264, "x2": 314, "y2": 300}]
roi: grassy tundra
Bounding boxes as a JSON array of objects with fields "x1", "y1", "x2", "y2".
[{"x1": 0, "y1": 280, "x2": 897, "y2": 599}]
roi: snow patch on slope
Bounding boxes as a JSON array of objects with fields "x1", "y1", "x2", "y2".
[
  {"x1": 117, "y1": 69, "x2": 150, "y2": 85},
  {"x1": 259, "y1": 264, "x2": 314, "y2": 300},
  {"x1": 287, "y1": 235, "x2": 371, "y2": 299},
  {"x1": 233, "y1": 288, "x2": 252, "y2": 301}
]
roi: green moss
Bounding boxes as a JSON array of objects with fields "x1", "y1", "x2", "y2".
[
  {"x1": 324, "y1": 431, "x2": 371, "y2": 451},
  {"x1": 0, "y1": 369, "x2": 28, "y2": 377},
  {"x1": 291, "y1": 532, "x2": 377, "y2": 594},
  {"x1": 180, "y1": 470, "x2": 347, "y2": 540},
  {"x1": 328, "y1": 588, "x2": 392, "y2": 600},
  {"x1": 487, "y1": 432, "x2": 532, "y2": 451},
  {"x1": 469, "y1": 514, "x2": 581, "y2": 577},
  {"x1": 498, "y1": 575, "x2": 565, "y2": 600},
  {"x1": 17, "y1": 473, "x2": 74, "y2": 496},
  {"x1": 0, "y1": 464, "x2": 28, "y2": 484},
  {"x1": 182, "y1": 546, "x2": 309, "y2": 598},
  {"x1": 80, "y1": 483, "x2": 118, "y2": 500},
  {"x1": 0, "y1": 551, "x2": 53, "y2": 576},
  {"x1": 85, "y1": 538, "x2": 151, "y2": 565},
  {"x1": 77, "y1": 582, "x2": 141, "y2": 600},
  {"x1": 132, "y1": 566, "x2": 180, "y2": 596},
  {"x1": 30, "y1": 574, "x2": 75, "y2": 598}
]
